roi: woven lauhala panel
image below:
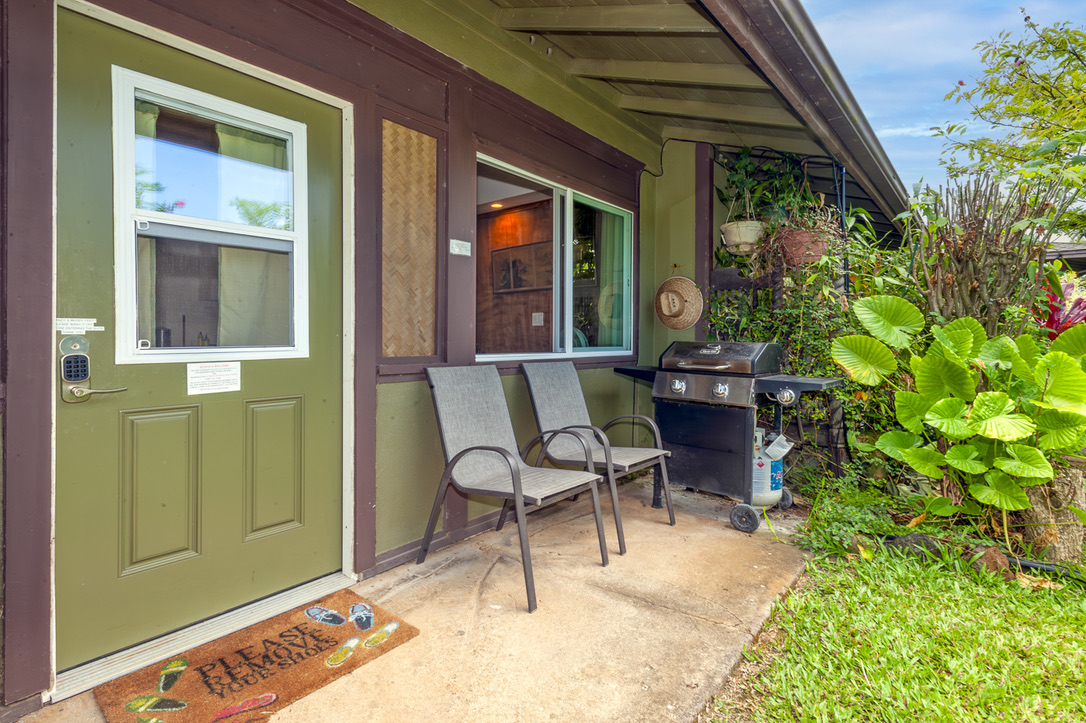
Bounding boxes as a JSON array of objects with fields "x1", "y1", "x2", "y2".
[{"x1": 382, "y1": 120, "x2": 438, "y2": 357}]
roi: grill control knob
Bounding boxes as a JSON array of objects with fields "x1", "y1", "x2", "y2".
[
  {"x1": 776, "y1": 388, "x2": 797, "y2": 405},
  {"x1": 712, "y1": 382, "x2": 729, "y2": 398},
  {"x1": 671, "y1": 378, "x2": 687, "y2": 394}
]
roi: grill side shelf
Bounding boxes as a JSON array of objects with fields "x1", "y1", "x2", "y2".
[
  {"x1": 613, "y1": 366, "x2": 658, "y2": 384},
  {"x1": 754, "y1": 374, "x2": 842, "y2": 394}
]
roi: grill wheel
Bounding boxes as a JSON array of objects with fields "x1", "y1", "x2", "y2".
[{"x1": 729, "y1": 503, "x2": 760, "y2": 533}]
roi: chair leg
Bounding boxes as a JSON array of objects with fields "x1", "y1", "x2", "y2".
[
  {"x1": 658, "y1": 457, "x2": 676, "y2": 526},
  {"x1": 587, "y1": 480, "x2": 609, "y2": 568},
  {"x1": 496, "y1": 499, "x2": 513, "y2": 531},
  {"x1": 604, "y1": 468, "x2": 627, "y2": 555},
  {"x1": 512, "y1": 493, "x2": 537, "y2": 613},
  {"x1": 418, "y1": 478, "x2": 452, "y2": 564}
]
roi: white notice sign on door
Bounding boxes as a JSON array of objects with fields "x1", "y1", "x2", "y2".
[{"x1": 187, "y1": 362, "x2": 242, "y2": 395}]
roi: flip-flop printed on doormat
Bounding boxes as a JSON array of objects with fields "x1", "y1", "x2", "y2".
[{"x1": 94, "y1": 589, "x2": 418, "y2": 722}]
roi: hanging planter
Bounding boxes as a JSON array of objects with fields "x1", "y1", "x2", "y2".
[
  {"x1": 720, "y1": 220, "x2": 766, "y2": 256},
  {"x1": 777, "y1": 227, "x2": 827, "y2": 265}
]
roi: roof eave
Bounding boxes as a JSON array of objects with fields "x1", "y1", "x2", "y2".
[{"x1": 698, "y1": 0, "x2": 909, "y2": 228}]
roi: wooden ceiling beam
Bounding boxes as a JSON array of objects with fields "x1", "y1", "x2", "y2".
[
  {"x1": 498, "y1": 5, "x2": 717, "y2": 33},
  {"x1": 566, "y1": 59, "x2": 768, "y2": 90},
  {"x1": 619, "y1": 96, "x2": 804, "y2": 129}
]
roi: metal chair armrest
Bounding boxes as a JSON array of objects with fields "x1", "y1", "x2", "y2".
[
  {"x1": 601, "y1": 414, "x2": 664, "y2": 449},
  {"x1": 520, "y1": 428, "x2": 596, "y2": 470},
  {"x1": 443, "y1": 445, "x2": 524, "y2": 499}
]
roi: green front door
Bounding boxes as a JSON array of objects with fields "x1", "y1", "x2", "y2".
[{"x1": 55, "y1": 11, "x2": 345, "y2": 670}]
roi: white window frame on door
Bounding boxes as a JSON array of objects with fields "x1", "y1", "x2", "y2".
[{"x1": 111, "y1": 66, "x2": 310, "y2": 364}]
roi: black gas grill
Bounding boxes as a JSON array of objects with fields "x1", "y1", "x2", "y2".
[{"x1": 616, "y1": 341, "x2": 840, "y2": 508}]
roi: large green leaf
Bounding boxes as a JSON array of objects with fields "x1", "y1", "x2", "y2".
[
  {"x1": 875, "y1": 430, "x2": 923, "y2": 462},
  {"x1": 926, "y1": 338, "x2": 968, "y2": 369},
  {"x1": 913, "y1": 353, "x2": 977, "y2": 402},
  {"x1": 993, "y1": 444, "x2": 1054, "y2": 479},
  {"x1": 978, "y1": 336, "x2": 1031, "y2": 381},
  {"x1": 831, "y1": 336, "x2": 896, "y2": 385},
  {"x1": 970, "y1": 437, "x2": 997, "y2": 466},
  {"x1": 852, "y1": 295, "x2": 925, "y2": 348},
  {"x1": 1049, "y1": 323, "x2": 1086, "y2": 359},
  {"x1": 901, "y1": 447, "x2": 947, "y2": 478},
  {"x1": 895, "y1": 391, "x2": 933, "y2": 435},
  {"x1": 927, "y1": 496, "x2": 959, "y2": 516},
  {"x1": 1035, "y1": 409, "x2": 1086, "y2": 450},
  {"x1": 1015, "y1": 334, "x2": 1042, "y2": 369},
  {"x1": 968, "y1": 392, "x2": 1035, "y2": 441},
  {"x1": 924, "y1": 398, "x2": 972, "y2": 439},
  {"x1": 1035, "y1": 351, "x2": 1086, "y2": 409},
  {"x1": 944, "y1": 445, "x2": 988, "y2": 475},
  {"x1": 944, "y1": 317, "x2": 987, "y2": 358},
  {"x1": 970, "y1": 471, "x2": 1031, "y2": 511},
  {"x1": 932, "y1": 326, "x2": 975, "y2": 364}
]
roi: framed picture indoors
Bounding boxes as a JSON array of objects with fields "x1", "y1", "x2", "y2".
[{"x1": 492, "y1": 241, "x2": 553, "y2": 293}]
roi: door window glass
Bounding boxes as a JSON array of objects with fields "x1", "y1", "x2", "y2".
[
  {"x1": 134, "y1": 101, "x2": 294, "y2": 229},
  {"x1": 114, "y1": 68, "x2": 309, "y2": 362}
]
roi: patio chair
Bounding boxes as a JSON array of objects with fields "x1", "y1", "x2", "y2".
[
  {"x1": 521, "y1": 361, "x2": 676, "y2": 556},
  {"x1": 418, "y1": 364, "x2": 610, "y2": 612}
]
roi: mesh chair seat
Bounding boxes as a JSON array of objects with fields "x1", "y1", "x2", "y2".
[
  {"x1": 548, "y1": 444, "x2": 669, "y2": 472},
  {"x1": 456, "y1": 464, "x2": 601, "y2": 506}
]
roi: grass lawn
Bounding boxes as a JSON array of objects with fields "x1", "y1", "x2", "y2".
[{"x1": 709, "y1": 492, "x2": 1086, "y2": 722}]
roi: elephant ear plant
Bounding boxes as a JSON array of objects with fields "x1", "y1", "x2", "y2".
[{"x1": 832, "y1": 294, "x2": 1086, "y2": 552}]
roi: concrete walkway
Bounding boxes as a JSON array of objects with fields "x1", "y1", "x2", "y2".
[{"x1": 24, "y1": 479, "x2": 808, "y2": 723}]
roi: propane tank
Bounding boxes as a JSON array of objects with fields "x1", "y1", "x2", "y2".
[{"x1": 751, "y1": 428, "x2": 784, "y2": 508}]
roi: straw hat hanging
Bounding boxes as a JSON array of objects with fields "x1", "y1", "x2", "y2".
[{"x1": 654, "y1": 276, "x2": 703, "y2": 331}]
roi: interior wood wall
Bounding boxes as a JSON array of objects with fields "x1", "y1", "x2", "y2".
[{"x1": 475, "y1": 200, "x2": 553, "y2": 354}]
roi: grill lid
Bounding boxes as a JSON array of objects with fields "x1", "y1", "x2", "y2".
[{"x1": 658, "y1": 341, "x2": 783, "y2": 376}]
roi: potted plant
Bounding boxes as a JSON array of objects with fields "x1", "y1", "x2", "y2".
[
  {"x1": 770, "y1": 187, "x2": 838, "y2": 265},
  {"x1": 717, "y1": 147, "x2": 767, "y2": 255}
]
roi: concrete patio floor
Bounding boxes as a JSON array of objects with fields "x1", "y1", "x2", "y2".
[{"x1": 24, "y1": 478, "x2": 808, "y2": 723}]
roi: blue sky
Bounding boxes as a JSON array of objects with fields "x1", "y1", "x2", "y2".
[{"x1": 800, "y1": 0, "x2": 1076, "y2": 191}]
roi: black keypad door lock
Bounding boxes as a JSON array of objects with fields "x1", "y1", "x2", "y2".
[{"x1": 60, "y1": 352, "x2": 127, "y2": 403}]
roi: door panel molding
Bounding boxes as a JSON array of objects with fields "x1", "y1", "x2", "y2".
[
  {"x1": 120, "y1": 406, "x2": 202, "y2": 575},
  {"x1": 244, "y1": 397, "x2": 304, "y2": 540}
]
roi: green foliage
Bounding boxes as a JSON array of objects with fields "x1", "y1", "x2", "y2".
[
  {"x1": 832, "y1": 295, "x2": 1086, "y2": 550},
  {"x1": 709, "y1": 552, "x2": 1086, "y2": 722},
  {"x1": 896, "y1": 174, "x2": 1076, "y2": 338},
  {"x1": 937, "y1": 10, "x2": 1086, "y2": 177},
  {"x1": 795, "y1": 484, "x2": 910, "y2": 554},
  {"x1": 707, "y1": 201, "x2": 914, "y2": 449}
]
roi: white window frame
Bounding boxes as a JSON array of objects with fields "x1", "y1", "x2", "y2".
[
  {"x1": 112, "y1": 66, "x2": 310, "y2": 364},
  {"x1": 476, "y1": 154, "x2": 633, "y2": 362}
]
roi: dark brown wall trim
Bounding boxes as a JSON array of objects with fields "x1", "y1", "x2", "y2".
[
  {"x1": 0, "y1": 695, "x2": 43, "y2": 723},
  {"x1": 376, "y1": 355, "x2": 640, "y2": 383},
  {"x1": 1, "y1": 0, "x2": 56, "y2": 704},
  {"x1": 353, "y1": 88, "x2": 380, "y2": 575},
  {"x1": 694, "y1": 142, "x2": 714, "y2": 342}
]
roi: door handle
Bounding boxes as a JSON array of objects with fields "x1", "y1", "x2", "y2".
[{"x1": 69, "y1": 385, "x2": 128, "y2": 398}]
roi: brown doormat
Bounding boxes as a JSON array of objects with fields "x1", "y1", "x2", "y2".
[{"x1": 94, "y1": 588, "x2": 418, "y2": 722}]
